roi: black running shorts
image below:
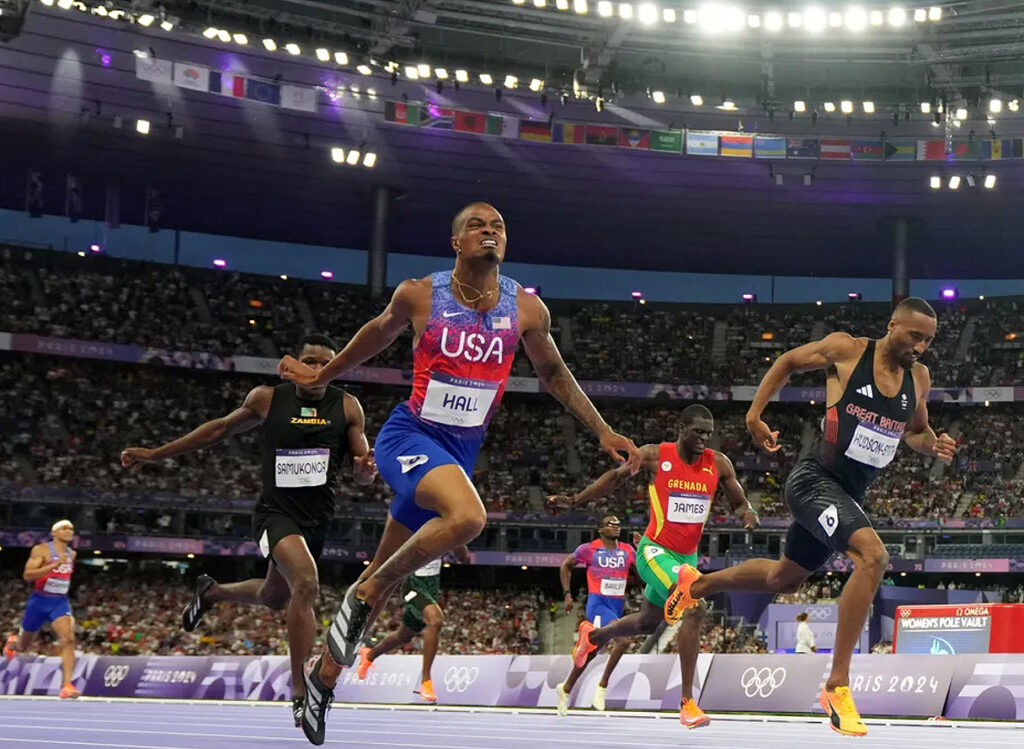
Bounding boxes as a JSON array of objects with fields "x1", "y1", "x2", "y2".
[
  {"x1": 782, "y1": 459, "x2": 874, "y2": 572},
  {"x1": 252, "y1": 511, "x2": 326, "y2": 564}
]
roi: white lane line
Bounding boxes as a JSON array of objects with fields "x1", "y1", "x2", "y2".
[{"x1": 0, "y1": 739, "x2": 204, "y2": 749}]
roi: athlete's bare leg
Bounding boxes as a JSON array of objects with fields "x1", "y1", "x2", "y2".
[
  {"x1": 50, "y1": 615, "x2": 76, "y2": 685},
  {"x1": 205, "y1": 562, "x2": 291, "y2": 609},
  {"x1": 419, "y1": 604, "x2": 443, "y2": 684},
  {"x1": 827, "y1": 528, "x2": 888, "y2": 690},
  {"x1": 588, "y1": 600, "x2": 663, "y2": 648},
  {"x1": 367, "y1": 624, "x2": 417, "y2": 662},
  {"x1": 597, "y1": 638, "x2": 630, "y2": 689},
  {"x1": 689, "y1": 556, "x2": 809, "y2": 599},
  {"x1": 676, "y1": 603, "x2": 707, "y2": 701},
  {"x1": 355, "y1": 465, "x2": 486, "y2": 609}
]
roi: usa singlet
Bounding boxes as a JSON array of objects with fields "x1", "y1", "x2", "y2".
[
  {"x1": 573, "y1": 538, "x2": 636, "y2": 599},
  {"x1": 33, "y1": 542, "x2": 73, "y2": 597},
  {"x1": 813, "y1": 339, "x2": 916, "y2": 500},
  {"x1": 406, "y1": 270, "x2": 521, "y2": 434},
  {"x1": 256, "y1": 383, "x2": 350, "y2": 527},
  {"x1": 645, "y1": 443, "x2": 719, "y2": 555}
]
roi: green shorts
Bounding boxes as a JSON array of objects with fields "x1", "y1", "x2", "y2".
[
  {"x1": 400, "y1": 573, "x2": 440, "y2": 633},
  {"x1": 636, "y1": 536, "x2": 699, "y2": 607}
]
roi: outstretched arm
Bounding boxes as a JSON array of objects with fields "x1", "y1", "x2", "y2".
[
  {"x1": 121, "y1": 386, "x2": 269, "y2": 468},
  {"x1": 548, "y1": 444, "x2": 660, "y2": 510},
  {"x1": 279, "y1": 280, "x2": 419, "y2": 387},
  {"x1": 904, "y1": 366, "x2": 957, "y2": 462},
  {"x1": 747, "y1": 332, "x2": 862, "y2": 452},
  {"x1": 713, "y1": 451, "x2": 759, "y2": 530},
  {"x1": 520, "y1": 292, "x2": 640, "y2": 470}
]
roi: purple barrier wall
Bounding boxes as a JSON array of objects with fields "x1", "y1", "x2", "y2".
[
  {"x1": 5, "y1": 652, "x2": 1016, "y2": 721},
  {"x1": 698, "y1": 654, "x2": 955, "y2": 717}
]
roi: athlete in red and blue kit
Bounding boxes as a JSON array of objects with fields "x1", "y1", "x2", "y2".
[
  {"x1": 556, "y1": 515, "x2": 636, "y2": 714},
  {"x1": 279, "y1": 202, "x2": 640, "y2": 745},
  {"x1": 4, "y1": 519, "x2": 81, "y2": 699}
]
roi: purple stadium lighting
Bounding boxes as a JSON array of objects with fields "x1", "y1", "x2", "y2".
[
  {"x1": 523, "y1": 286, "x2": 537, "y2": 295},
  {"x1": 848, "y1": 292, "x2": 862, "y2": 301},
  {"x1": 631, "y1": 291, "x2": 643, "y2": 299},
  {"x1": 89, "y1": 244, "x2": 101, "y2": 253},
  {"x1": 742, "y1": 293, "x2": 756, "y2": 302},
  {"x1": 213, "y1": 258, "x2": 227, "y2": 268},
  {"x1": 941, "y1": 287, "x2": 958, "y2": 300},
  {"x1": 321, "y1": 270, "x2": 334, "y2": 280}
]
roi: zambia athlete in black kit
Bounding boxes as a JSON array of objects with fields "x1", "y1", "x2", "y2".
[
  {"x1": 121, "y1": 334, "x2": 377, "y2": 728},
  {"x1": 662, "y1": 298, "x2": 957, "y2": 737}
]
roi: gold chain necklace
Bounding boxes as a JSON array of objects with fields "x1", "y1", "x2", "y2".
[{"x1": 451, "y1": 270, "x2": 498, "y2": 306}]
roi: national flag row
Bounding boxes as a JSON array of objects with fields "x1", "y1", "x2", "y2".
[
  {"x1": 135, "y1": 56, "x2": 319, "y2": 113},
  {"x1": 385, "y1": 102, "x2": 1024, "y2": 161}
]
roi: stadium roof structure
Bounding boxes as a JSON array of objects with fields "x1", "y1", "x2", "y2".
[{"x1": 2, "y1": 0, "x2": 1024, "y2": 277}]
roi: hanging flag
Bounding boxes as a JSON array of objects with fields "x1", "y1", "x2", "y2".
[
  {"x1": 585, "y1": 125, "x2": 619, "y2": 146},
  {"x1": 519, "y1": 120, "x2": 552, "y2": 142},
  {"x1": 245, "y1": 79, "x2": 281, "y2": 106},
  {"x1": 650, "y1": 130, "x2": 682, "y2": 153},
  {"x1": 754, "y1": 136, "x2": 785, "y2": 159},
  {"x1": 820, "y1": 139, "x2": 851, "y2": 159},
  {"x1": 949, "y1": 141, "x2": 979, "y2": 160},
  {"x1": 916, "y1": 140, "x2": 945, "y2": 160},
  {"x1": 105, "y1": 183, "x2": 120, "y2": 228},
  {"x1": 454, "y1": 110, "x2": 503, "y2": 134},
  {"x1": 884, "y1": 141, "x2": 916, "y2": 161},
  {"x1": 65, "y1": 174, "x2": 83, "y2": 223},
  {"x1": 280, "y1": 84, "x2": 317, "y2": 112},
  {"x1": 135, "y1": 56, "x2": 172, "y2": 84},
  {"x1": 25, "y1": 170, "x2": 43, "y2": 217},
  {"x1": 990, "y1": 139, "x2": 1024, "y2": 159},
  {"x1": 172, "y1": 62, "x2": 209, "y2": 91},
  {"x1": 850, "y1": 140, "x2": 883, "y2": 160},
  {"x1": 421, "y1": 104, "x2": 453, "y2": 129},
  {"x1": 208, "y1": 70, "x2": 246, "y2": 98},
  {"x1": 552, "y1": 122, "x2": 585, "y2": 144},
  {"x1": 501, "y1": 116, "x2": 519, "y2": 138},
  {"x1": 686, "y1": 132, "x2": 718, "y2": 156},
  {"x1": 618, "y1": 128, "x2": 650, "y2": 149},
  {"x1": 384, "y1": 101, "x2": 422, "y2": 125},
  {"x1": 787, "y1": 138, "x2": 820, "y2": 159},
  {"x1": 720, "y1": 134, "x2": 753, "y2": 157}
]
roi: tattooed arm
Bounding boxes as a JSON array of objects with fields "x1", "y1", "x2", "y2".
[{"x1": 519, "y1": 288, "x2": 640, "y2": 471}]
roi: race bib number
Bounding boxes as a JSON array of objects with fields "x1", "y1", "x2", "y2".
[
  {"x1": 415, "y1": 559, "x2": 443, "y2": 577},
  {"x1": 275, "y1": 448, "x2": 330, "y2": 488},
  {"x1": 420, "y1": 374, "x2": 499, "y2": 428},
  {"x1": 844, "y1": 422, "x2": 901, "y2": 468},
  {"x1": 667, "y1": 492, "x2": 711, "y2": 524},
  {"x1": 43, "y1": 577, "x2": 70, "y2": 595},
  {"x1": 600, "y1": 578, "x2": 627, "y2": 597}
]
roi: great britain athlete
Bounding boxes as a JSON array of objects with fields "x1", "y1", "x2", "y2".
[
  {"x1": 278, "y1": 202, "x2": 641, "y2": 745},
  {"x1": 121, "y1": 334, "x2": 377, "y2": 728},
  {"x1": 4, "y1": 519, "x2": 81, "y2": 699},
  {"x1": 664, "y1": 298, "x2": 957, "y2": 736},
  {"x1": 550, "y1": 405, "x2": 758, "y2": 730}
]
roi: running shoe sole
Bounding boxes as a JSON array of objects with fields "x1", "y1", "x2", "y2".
[{"x1": 182, "y1": 575, "x2": 216, "y2": 632}]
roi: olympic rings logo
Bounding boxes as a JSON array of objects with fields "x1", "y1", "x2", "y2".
[
  {"x1": 443, "y1": 666, "x2": 479, "y2": 693},
  {"x1": 805, "y1": 607, "x2": 831, "y2": 621},
  {"x1": 740, "y1": 667, "x2": 787, "y2": 698},
  {"x1": 103, "y1": 665, "x2": 131, "y2": 688}
]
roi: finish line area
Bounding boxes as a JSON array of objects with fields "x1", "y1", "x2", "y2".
[{"x1": 0, "y1": 698, "x2": 1020, "y2": 749}]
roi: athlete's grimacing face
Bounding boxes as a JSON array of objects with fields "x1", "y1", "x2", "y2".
[
  {"x1": 452, "y1": 206, "x2": 507, "y2": 264},
  {"x1": 298, "y1": 345, "x2": 335, "y2": 398},
  {"x1": 599, "y1": 516, "x2": 621, "y2": 541},
  {"x1": 886, "y1": 311, "x2": 936, "y2": 370},
  {"x1": 53, "y1": 526, "x2": 75, "y2": 544},
  {"x1": 679, "y1": 417, "x2": 714, "y2": 454}
]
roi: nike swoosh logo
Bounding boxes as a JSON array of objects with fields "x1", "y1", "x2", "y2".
[{"x1": 442, "y1": 311, "x2": 465, "y2": 318}]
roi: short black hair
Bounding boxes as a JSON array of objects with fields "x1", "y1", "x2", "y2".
[
  {"x1": 893, "y1": 296, "x2": 936, "y2": 319},
  {"x1": 295, "y1": 333, "x2": 338, "y2": 356},
  {"x1": 599, "y1": 514, "x2": 619, "y2": 527},
  {"x1": 451, "y1": 202, "x2": 498, "y2": 235},
  {"x1": 680, "y1": 404, "x2": 713, "y2": 428}
]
